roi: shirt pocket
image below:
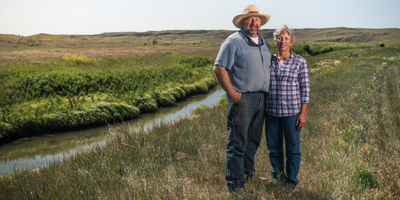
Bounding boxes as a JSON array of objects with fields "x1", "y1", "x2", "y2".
[{"x1": 285, "y1": 66, "x2": 299, "y2": 83}]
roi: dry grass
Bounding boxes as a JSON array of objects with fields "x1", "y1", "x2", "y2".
[
  {"x1": 0, "y1": 46, "x2": 220, "y2": 65},
  {"x1": 1, "y1": 37, "x2": 400, "y2": 200}
]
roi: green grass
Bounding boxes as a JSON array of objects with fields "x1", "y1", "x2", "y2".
[
  {"x1": 0, "y1": 51, "x2": 217, "y2": 143},
  {"x1": 1, "y1": 43, "x2": 399, "y2": 199}
]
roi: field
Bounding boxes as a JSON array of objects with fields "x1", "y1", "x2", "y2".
[
  {"x1": 0, "y1": 28, "x2": 400, "y2": 199},
  {"x1": 0, "y1": 43, "x2": 220, "y2": 144}
]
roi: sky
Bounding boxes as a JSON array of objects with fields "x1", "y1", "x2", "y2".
[{"x1": 1, "y1": 0, "x2": 400, "y2": 36}]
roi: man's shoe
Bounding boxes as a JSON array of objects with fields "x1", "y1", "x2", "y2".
[
  {"x1": 245, "y1": 172, "x2": 259, "y2": 181},
  {"x1": 267, "y1": 178, "x2": 281, "y2": 188},
  {"x1": 225, "y1": 186, "x2": 244, "y2": 193},
  {"x1": 233, "y1": 188, "x2": 250, "y2": 198},
  {"x1": 281, "y1": 182, "x2": 296, "y2": 194}
]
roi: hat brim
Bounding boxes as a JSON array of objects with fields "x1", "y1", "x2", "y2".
[{"x1": 232, "y1": 14, "x2": 270, "y2": 29}]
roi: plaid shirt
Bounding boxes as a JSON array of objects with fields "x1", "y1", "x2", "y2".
[{"x1": 266, "y1": 52, "x2": 310, "y2": 117}]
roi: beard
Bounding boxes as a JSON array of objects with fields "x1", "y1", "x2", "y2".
[{"x1": 243, "y1": 24, "x2": 259, "y2": 37}]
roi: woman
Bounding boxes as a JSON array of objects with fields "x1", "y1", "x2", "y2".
[{"x1": 265, "y1": 24, "x2": 310, "y2": 194}]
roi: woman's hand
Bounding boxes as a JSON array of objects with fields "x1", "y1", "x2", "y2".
[{"x1": 296, "y1": 113, "x2": 306, "y2": 129}]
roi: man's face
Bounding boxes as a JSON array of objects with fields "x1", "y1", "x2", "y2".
[{"x1": 241, "y1": 16, "x2": 261, "y2": 37}]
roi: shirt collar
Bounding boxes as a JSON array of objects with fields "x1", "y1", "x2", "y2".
[
  {"x1": 239, "y1": 29, "x2": 264, "y2": 47},
  {"x1": 273, "y1": 51, "x2": 294, "y2": 60}
]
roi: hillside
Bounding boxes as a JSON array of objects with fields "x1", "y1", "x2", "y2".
[
  {"x1": 64, "y1": 28, "x2": 400, "y2": 44},
  {"x1": 1, "y1": 28, "x2": 400, "y2": 51}
]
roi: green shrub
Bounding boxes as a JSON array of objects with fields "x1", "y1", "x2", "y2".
[
  {"x1": 170, "y1": 87, "x2": 186, "y2": 100},
  {"x1": 290, "y1": 43, "x2": 311, "y2": 57},
  {"x1": 63, "y1": 54, "x2": 96, "y2": 64},
  {"x1": 192, "y1": 105, "x2": 210, "y2": 115},
  {"x1": 0, "y1": 102, "x2": 140, "y2": 140},
  {"x1": 179, "y1": 56, "x2": 213, "y2": 68},
  {"x1": 217, "y1": 94, "x2": 227, "y2": 107},
  {"x1": 194, "y1": 82, "x2": 208, "y2": 94},
  {"x1": 321, "y1": 46, "x2": 334, "y2": 54},
  {"x1": 135, "y1": 95, "x2": 157, "y2": 113},
  {"x1": 0, "y1": 122, "x2": 14, "y2": 138},
  {"x1": 184, "y1": 84, "x2": 197, "y2": 95},
  {"x1": 151, "y1": 91, "x2": 175, "y2": 107},
  {"x1": 353, "y1": 165, "x2": 378, "y2": 189},
  {"x1": 202, "y1": 77, "x2": 217, "y2": 88}
]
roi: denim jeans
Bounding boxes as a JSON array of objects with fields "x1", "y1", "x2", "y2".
[
  {"x1": 265, "y1": 113, "x2": 301, "y2": 185},
  {"x1": 225, "y1": 92, "x2": 265, "y2": 189}
]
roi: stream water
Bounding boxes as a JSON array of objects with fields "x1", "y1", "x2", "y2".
[{"x1": 0, "y1": 87, "x2": 225, "y2": 175}]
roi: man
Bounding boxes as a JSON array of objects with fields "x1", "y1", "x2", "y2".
[{"x1": 213, "y1": 4, "x2": 271, "y2": 191}]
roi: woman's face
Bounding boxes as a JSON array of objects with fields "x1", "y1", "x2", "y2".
[{"x1": 275, "y1": 31, "x2": 293, "y2": 52}]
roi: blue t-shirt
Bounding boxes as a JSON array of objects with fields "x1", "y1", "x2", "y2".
[{"x1": 214, "y1": 29, "x2": 271, "y2": 93}]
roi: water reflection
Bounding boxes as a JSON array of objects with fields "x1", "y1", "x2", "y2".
[{"x1": 0, "y1": 87, "x2": 225, "y2": 174}]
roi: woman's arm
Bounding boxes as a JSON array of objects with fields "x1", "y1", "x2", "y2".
[
  {"x1": 296, "y1": 57, "x2": 310, "y2": 130},
  {"x1": 296, "y1": 103, "x2": 308, "y2": 129}
]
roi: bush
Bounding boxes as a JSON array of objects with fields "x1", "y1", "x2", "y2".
[
  {"x1": 170, "y1": 87, "x2": 186, "y2": 100},
  {"x1": 179, "y1": 56, "x2": 213, "y2": 68},
  {"x1": 135, "y1": 95, "x2": 157, "y2": 113},
  {"x1": 0, "y1": 103, "x2": 140, "y2": 140},
  {"x1": 217, "y1": 94, "x2": 227, "y2": 107},
  {"x1": 63, "y1": 54, "x2": 96, "y2": 64},
  {"x1": 183, "y1": 84, "x2": 196, "y2": 96},
  {"x1": 152, "y1": 38, "x2": 158, "y2": 45},
  {"x1": 321, "y1": 46, "x2": 334, "y2": 54},
  {"x1": 192, "y1": 105, "x2": 210, "y2": 115},
  {"x1": 0, "y1": 122, "x2": 14, "y2": 138},
  {"x1": 151, "y1": 91, "x2": 175, "y2": 107},
  {"x1": 194, "y1": 82, "x2": 208, "y2": 94},
  {"x1": 353, "y1": 165, "x2": 378, "y2": 189}
]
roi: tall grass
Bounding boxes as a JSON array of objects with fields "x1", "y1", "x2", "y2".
[
  {"x1": 0, "y1": 54, "x2": 214, "y2": 106},
  {"x1": 0, "y1": 52, "x2": 216, "y2": 143},
  {"x1": 0, "y1": 77, "x2": 217, "y2": 143}
]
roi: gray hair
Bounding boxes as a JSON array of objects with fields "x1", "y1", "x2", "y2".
[{"x1": 273, "y1": 24, "x2": 296, "y2": 43}]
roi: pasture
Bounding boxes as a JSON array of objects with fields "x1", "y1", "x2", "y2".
[{"x1": 0, "y1": 29, "x2": 400, "y2": 199}]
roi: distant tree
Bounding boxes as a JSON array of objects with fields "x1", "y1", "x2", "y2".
[{"x1": 152, "y1": 38, "x2": 158, "y2": 45}]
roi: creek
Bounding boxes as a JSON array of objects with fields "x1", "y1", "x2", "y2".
[{"x1": 0, "y1": 87, "x2": 225, "y2": 175}]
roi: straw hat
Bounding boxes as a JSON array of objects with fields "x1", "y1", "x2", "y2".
[{"x1": 232, "y1": 4, "x2": 270, "y2": 29}]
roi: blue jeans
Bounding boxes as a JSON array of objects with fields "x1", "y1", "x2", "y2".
[
  {"x1": 265, "y1": 113, "x2": 301, "y2": 185},
  {"x1": 225, "y1": 92, "x2": 265, "y2": 189}
]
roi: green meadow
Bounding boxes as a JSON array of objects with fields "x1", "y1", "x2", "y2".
[
  {"x1": 0, "y1": 47, "x2": 218, "y2": 143},
  {"x1": 0, "y1": 29, "x2": 400, "y2": 199}
]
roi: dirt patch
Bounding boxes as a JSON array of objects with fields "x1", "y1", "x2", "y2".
[{"x1": 310, "y1": 59, "x2": 341, "y2": 72}]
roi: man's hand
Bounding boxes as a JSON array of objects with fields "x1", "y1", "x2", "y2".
[
  {"x1": 213, "y1": 65, "x2": 242, "y2": 103},
  {"x1": 229, "y1": 91, "x2": 242, "y2": 103}
]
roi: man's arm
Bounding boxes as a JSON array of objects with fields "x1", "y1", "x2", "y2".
[{"x1": 213, "y1": 65, "x2": 241, "y2": 103}]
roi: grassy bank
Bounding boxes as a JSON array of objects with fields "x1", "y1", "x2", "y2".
[
  {"x1": 0, "y1": 50, "x2": 217, "y2": 143},
  {"x1": 1, "y1": 44, "x2": 399, "y2": 199}
]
